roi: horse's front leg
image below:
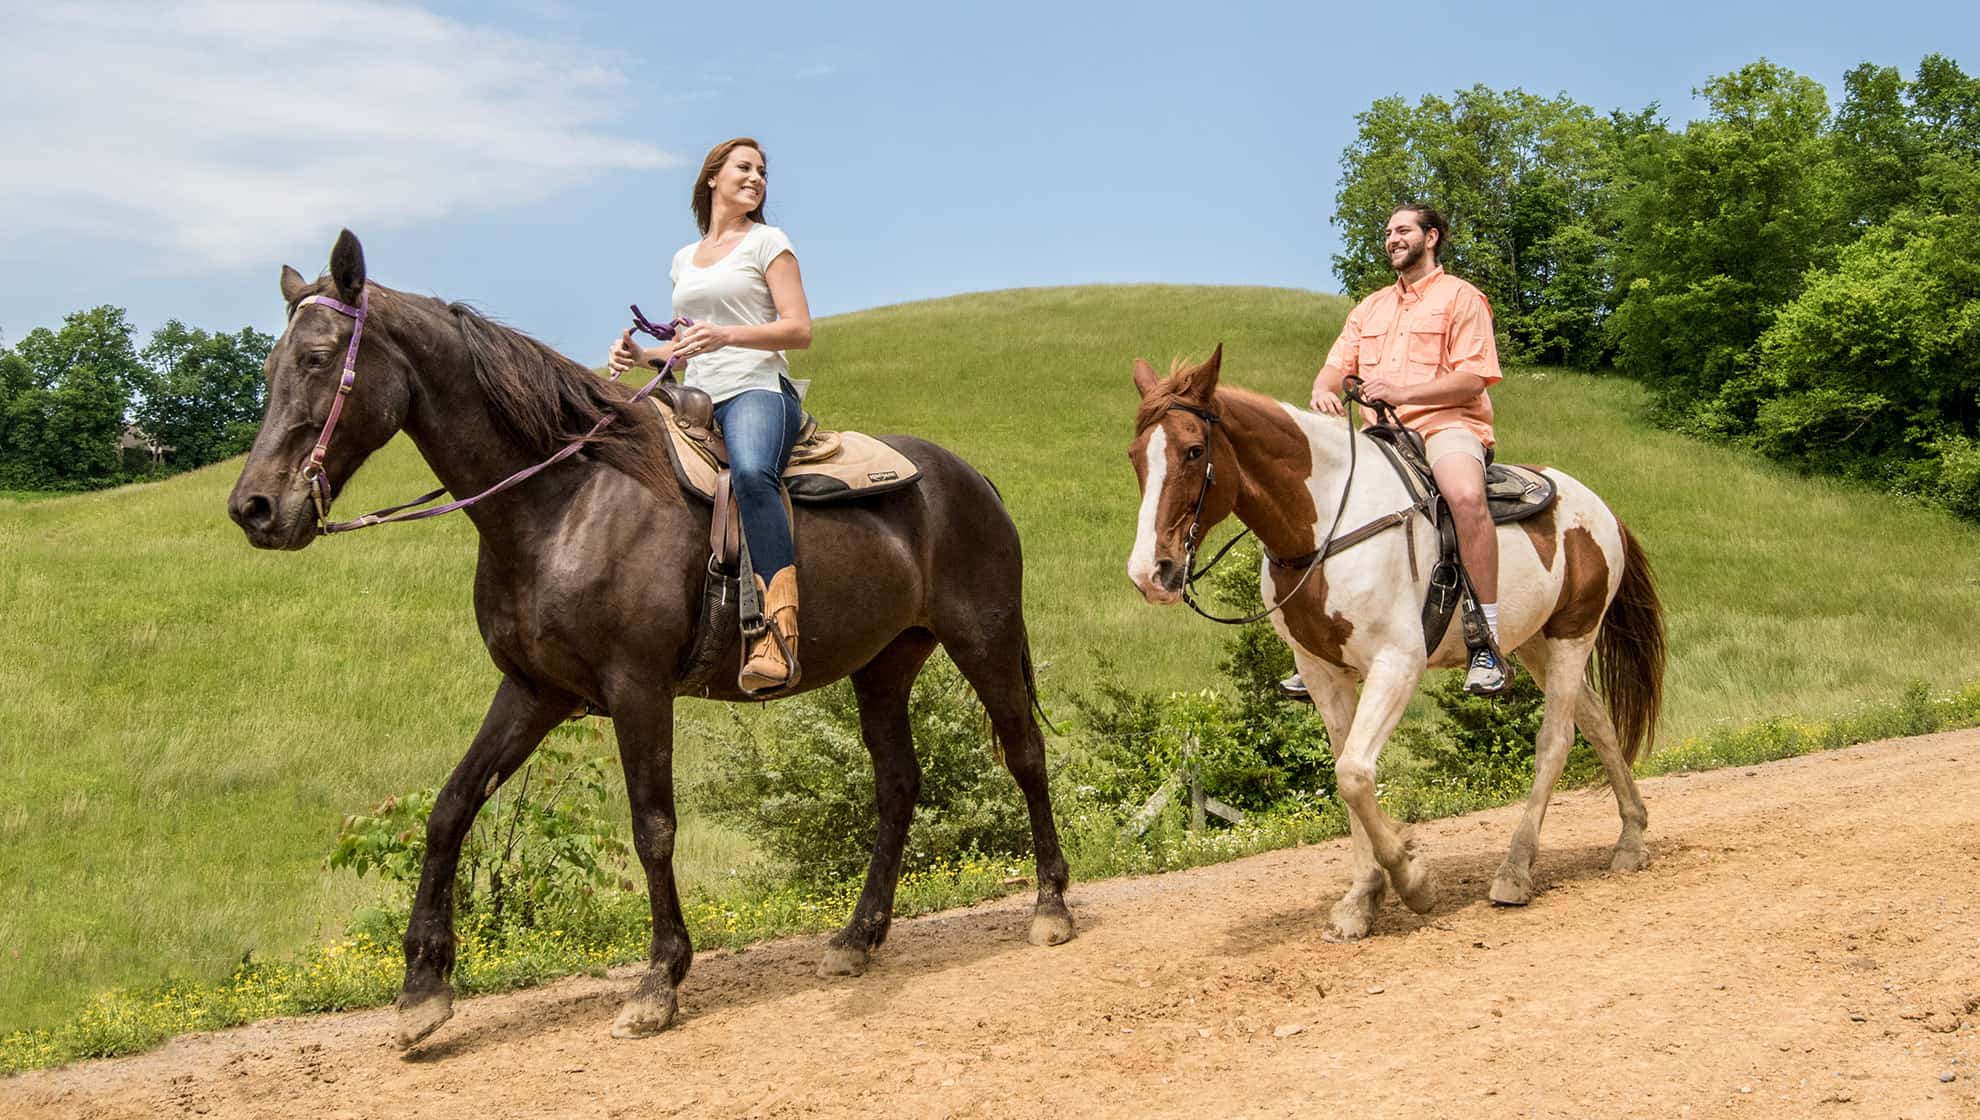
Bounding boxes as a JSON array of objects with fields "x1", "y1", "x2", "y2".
[
  {"x1": 397, "y1": 676, "x2": 574, "y2": 1048},
  {"x1": 608, "y1": 691, "x2": 692, "y2": 1038},
  {"x1": 1297, "y1": 660, "x2": 1385, "y2": 942},
  {"x1": 1331, "y1": 655, "x2": 1436, "y2": 922}
]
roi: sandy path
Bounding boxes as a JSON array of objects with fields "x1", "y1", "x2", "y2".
[{"x1": 8, "y1": 731, "x2": 1980, "y2": 1118}]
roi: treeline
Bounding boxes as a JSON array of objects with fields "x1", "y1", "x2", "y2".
[
  {"x1": 0, "y1": 307, "x2": 271, "y2": 491},
  {"x1": 1335, "y1": 54, "x2": 1980, "y2": 517}
]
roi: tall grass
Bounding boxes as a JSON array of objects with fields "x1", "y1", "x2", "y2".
[{"x1": 4, "y1": 284, "x2": 1980, "y2": 1033}]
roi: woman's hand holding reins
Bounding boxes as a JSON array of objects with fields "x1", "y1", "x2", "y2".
[
  {"x1": 671, "y1": 322, "x2": 734, "y2": 360},
  {"x1": 607, "y1": 330, "x2": 648, "y2": 375}
]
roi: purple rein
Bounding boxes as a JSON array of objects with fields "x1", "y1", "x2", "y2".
[{"x1": 295, "y1": 295, "x2": 686, "y2": 534}]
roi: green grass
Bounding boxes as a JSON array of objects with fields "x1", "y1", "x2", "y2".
[{"x1": 6, "y1": 284, "x2": 1980, "y2": 1036}]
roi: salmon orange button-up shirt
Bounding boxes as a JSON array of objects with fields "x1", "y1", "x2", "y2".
[{"x1": 1320, "y1": 266, "x2": 1502, "y2": 446}]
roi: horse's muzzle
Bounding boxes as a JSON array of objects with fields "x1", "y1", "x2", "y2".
[
  {"x1": 228, "y1": 486, "x2": 318, "y2": 551},
  {"x1": 1129, "y1": 558, "x2": 1185, "y2": 605}
]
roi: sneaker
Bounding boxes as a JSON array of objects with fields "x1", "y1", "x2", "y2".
[
  {"x1": 1278, "y1": 673, "x2": 1310, "y2": 702},
  {"x1": 1463, "y1": 646, "x2": 1512, "y2": 697}
]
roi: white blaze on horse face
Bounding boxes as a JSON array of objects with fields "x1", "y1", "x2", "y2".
[{"x1": 1127, "y1": 427, "x2": 1174, "y2": 602}]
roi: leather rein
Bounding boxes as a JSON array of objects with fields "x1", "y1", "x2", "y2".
[
  {"x1": 287, "y1": 292, "x2": 687, "y2": 534},
  {"x1": 1172, "y1": 378, "x2": 1426, "y2": 626}
]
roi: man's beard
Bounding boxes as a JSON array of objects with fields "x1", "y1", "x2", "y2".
[{"x1": 1389, "y1": 241, "x2": 1427, "y2": 274}]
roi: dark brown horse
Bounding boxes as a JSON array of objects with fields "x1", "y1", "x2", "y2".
[{"x1": 228, "y1": 231, "x2": 1073, "y2": 1048}]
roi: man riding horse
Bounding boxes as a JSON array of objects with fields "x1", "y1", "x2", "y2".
[{"x1": 1293, "y1": 202, "x2": 1511, "y2": 699}]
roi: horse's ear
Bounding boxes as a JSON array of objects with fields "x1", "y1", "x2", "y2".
[
  {"x1": 1132, "y1": 357, "x2": 1160, "y2": 398},
  {"x1": 1177, "y1": 343, "x2": 1223, "y2": 401},
  {"x1": 329, "y1": 229, "x2": 366, "y2": 302},
  {"x1": 280, "y1": 265, "x2": 308, "y2": 306}
]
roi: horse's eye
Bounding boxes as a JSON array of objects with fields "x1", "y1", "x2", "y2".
[
  {"x1": 303, "y1": 350, "x2": 333, "y2": 370},
  {"x1": 1185, "y1": 445, "x2": 1205, "y2": 462}
]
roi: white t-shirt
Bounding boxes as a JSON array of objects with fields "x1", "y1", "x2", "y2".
[{"x1": 669, "y1": 223, "x2": 797, "y2": 403}]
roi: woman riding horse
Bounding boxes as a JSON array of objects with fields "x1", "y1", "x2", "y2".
[
  {"x1": 229, "y1": 228, "x2": 1074, "y2": 1048},
  {"x1": 609, "y1": 137, "x2": 810, "y2": 692}
]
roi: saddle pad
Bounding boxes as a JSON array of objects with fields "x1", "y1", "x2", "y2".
[
  {"x1": 1485, "y1": 464, "x2": 1556, "y2": 524},
  {"x1": 651, "y1": 398, "x2": 922, "y2": 504},
  {"x1": 1365, "y1": 427, "x2": 1555, "y2": 525}
]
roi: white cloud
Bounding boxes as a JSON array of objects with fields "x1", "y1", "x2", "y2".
[{"x1": 0, "y1": 0, "x2": 676, "y2": 269}]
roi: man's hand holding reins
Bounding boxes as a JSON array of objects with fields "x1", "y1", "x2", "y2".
[{"x1": 1310, "y1": 371, "x2": 1348, "y2": 416}]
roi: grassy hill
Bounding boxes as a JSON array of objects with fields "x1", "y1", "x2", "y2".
[{"x1": 6, "y1": 283, "x2": 1980, "y2": 1033}]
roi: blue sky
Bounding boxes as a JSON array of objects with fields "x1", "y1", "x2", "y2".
[{"x1": 2, "y1": 0, "x2": 1975, "y2": 360}]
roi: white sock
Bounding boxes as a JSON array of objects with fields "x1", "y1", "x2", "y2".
[{"x1": 1480, "y1": 602, "x2": 1500, "y2": 645}]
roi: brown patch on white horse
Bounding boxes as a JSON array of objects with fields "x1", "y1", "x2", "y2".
[
  {"x1": 1543, "y1": 526, "x2": 1609, "y2": 640},
  {"x1": 1519, "y1": 503, "x2": 1558, "y2": 571},
  {"x1": 1268, "y1": 561, "x2": 1354, "y2": 668}
]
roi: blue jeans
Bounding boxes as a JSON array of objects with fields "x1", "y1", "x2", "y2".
[{"x1": 712, "y1": 380, "x2": 802, "y2": 578}]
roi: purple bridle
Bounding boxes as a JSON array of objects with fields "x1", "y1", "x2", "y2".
[{"x1": 288, "y1": 291, "x2": 687, "y2": 533}]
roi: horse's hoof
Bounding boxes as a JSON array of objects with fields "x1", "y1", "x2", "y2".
[
  {"x1": 1028, "y1": 904, "x2": 1075, "y2": 947},
  {"x1": 394, "y1": 990, "x2": 454, "y2": 1049},
  {"x1": 1488, "y1": 863, "x2": 1534, "y2": 906},
  {"x1": 610, "y1": 988, "x2": 679, "y2": 1039},
  {"x1": 1393, "y1": 863, "x2": 1438, "y2": 914},
  {"x1": 1610, "y1": 846, "x2": 1649, "y2": 873},
  {"x1": 816, "y1": 945, "x2": 870, "y2": 978},
  {"x1": 1322, "y1": 914, "x2": 1370, "y2": 949}
]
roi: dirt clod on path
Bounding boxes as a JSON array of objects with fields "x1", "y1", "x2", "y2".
[{"x1": 9, "y1": 732, "x2": 1980, "y2": 1118}]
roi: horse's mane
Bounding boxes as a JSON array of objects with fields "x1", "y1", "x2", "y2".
[
  {"x1": 447, "y1": 302, "x2": 673, "y2": 495},
  {"x1": 1133, "y1": 356, "x2": 1289, "y2": 436}
]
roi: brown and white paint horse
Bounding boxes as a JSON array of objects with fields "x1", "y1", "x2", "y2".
[{"x1": 1127, "y1": 346, "x2": 1666, "y2": 941}]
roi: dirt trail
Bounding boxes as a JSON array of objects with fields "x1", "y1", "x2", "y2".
[{"x1": 9, "y1": 732, "x2": 1980, "y2": 1118}]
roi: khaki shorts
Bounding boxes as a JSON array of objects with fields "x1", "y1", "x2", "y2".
[{"x1": 1424, "y1": 428, "x2": 1489, "y2": 470}]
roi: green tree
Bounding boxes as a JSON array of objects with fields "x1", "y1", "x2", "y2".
[
  {"x1": 1833, "y1": 62, "x2": 1928, "y2": 229},
  {"x1": 1610, "y1": 61, "x2": 1844, "y2": 410},
  {"x1": 133, "y1": 321, "x2": 272, "y2": 471},
  {"x1": 0, "y1": 306, "x2": 140, "y2": 489},
  {"x1": 1737, "y1": 205, "x2": 1980, "y2": 506}
]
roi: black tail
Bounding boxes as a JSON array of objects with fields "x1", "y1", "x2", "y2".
[{"x1": 1021, "y1": 633, "x2": 1057, "y2": 736}]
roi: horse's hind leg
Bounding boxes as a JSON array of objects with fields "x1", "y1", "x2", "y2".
[
  {"x1": 1491, "y1": 638, "x2": 1594, "y2": 905},
  {"x1": 609, "y1": 690, "x2": 693, "y2": 1037},
  {"x1": 1572, "y1": 679, "x2": 1651, "y2": 872},
  {"x1": 943, "y1": 632, "x2": 1074, "y2": 948},
  {"x1": 396, "y1": 676, "x2": 574, "y2": 1048},
  {"x1": 817, "y1": 629, "x2": 938, "y2": 978}
]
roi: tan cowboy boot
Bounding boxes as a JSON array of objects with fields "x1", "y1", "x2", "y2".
[{"x1": 740, "y1": 568, "x2": 800, "y2": 692}]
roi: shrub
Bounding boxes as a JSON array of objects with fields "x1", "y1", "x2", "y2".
[
  {"x1": 327, "y1": 719, "x2": 631, "y2": 936},
  {"x1": 694, "y1": 654, "x2": 1034, "y2": 886},
  {"x1": 1065, "y1": 537, "x2": 1335, "y2": 818},
  {"x1": 1399, "y1": 670, "x2": 1599, "y2": 794}
]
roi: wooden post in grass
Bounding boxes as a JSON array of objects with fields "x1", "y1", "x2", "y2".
[
  {"x1": 1124, "y1": 733, "x2": 1246, "y2": 838},
  {"x1": 1186, "y1": 733, "x2": 1207, "y2": 832}
]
